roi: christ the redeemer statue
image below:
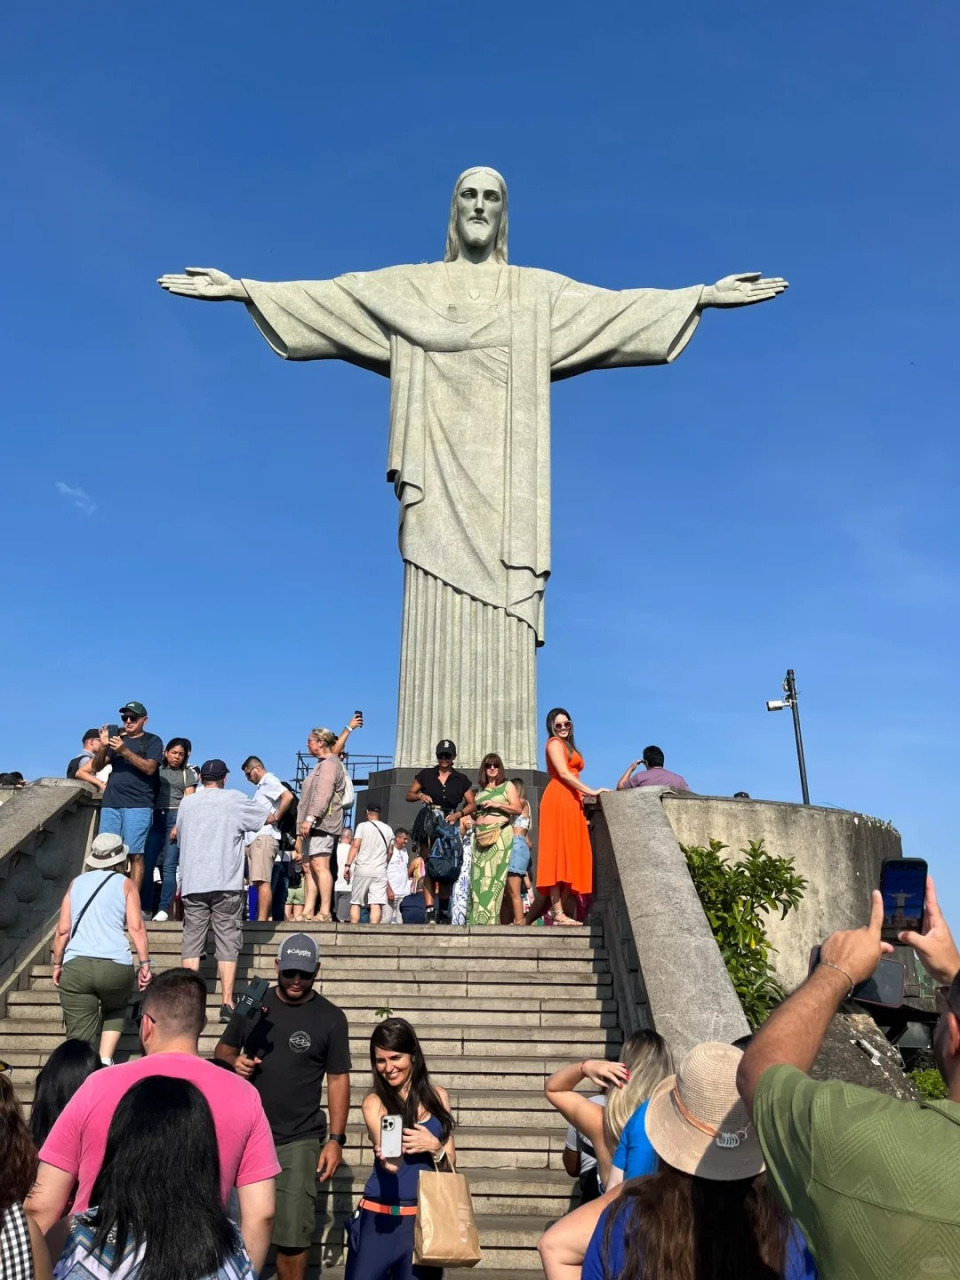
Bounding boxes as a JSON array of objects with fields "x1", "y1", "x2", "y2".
[{"x1": 160, "y1": 166, "x2": 787, "y2": 769}]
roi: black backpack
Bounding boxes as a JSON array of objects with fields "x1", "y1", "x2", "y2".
[
  {"x1": 426, "y1": 821, "x2": 464, "y2": 885},
  {"x1": 277, "y1": 782, "x2": 299, "y2": 852}
]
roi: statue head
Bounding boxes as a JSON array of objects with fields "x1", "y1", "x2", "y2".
[{"x1": 444, "y1": 166, "x2": 508, "y2": 264}]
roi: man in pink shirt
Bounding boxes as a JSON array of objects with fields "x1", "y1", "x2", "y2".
[
  {"x1": 616, "y1": 745, "x2": 690, "y2": 793},
  {"x1": 26, "y1": 968, "x2": 280, "y2": 1275}
]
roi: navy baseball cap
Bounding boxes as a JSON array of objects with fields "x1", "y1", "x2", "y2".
[{"x1": 199, "y1": 759, "x2": 229, "y2": 781}]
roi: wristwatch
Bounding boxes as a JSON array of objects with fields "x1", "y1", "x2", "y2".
[{"x1": 330, "y1": 1132, "x2": 348, "y2": 1146}]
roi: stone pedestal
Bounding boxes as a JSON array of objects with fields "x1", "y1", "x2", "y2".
[{"x1": 356, "y1": 767, "x2": 552, "y2": 850}]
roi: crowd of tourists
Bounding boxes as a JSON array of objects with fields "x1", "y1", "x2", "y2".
[{"x1": 3, "y1": 877, "x2": 960, "y2": 1279}]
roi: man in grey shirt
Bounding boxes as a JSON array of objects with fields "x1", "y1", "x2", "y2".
[{"x1": 176, "y1": 759, "x2": 270, "y2": 1021}]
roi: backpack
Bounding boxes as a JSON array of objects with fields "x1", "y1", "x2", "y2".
[
  {"x1": 411, "y1": 804, "x2": 439, "y2": 850},
  {"x1": 277, "y1": 782, "x2": 299, "y2": 852},
  {"x1": 339, "y1": 763, "x2": 355, "y2": 813},
  {"x1": 66, "y1": 755, "x2": 84, "y2": 780},
  {"x1": 426, "y1": 821, "x2": 464, "y2": 885}
]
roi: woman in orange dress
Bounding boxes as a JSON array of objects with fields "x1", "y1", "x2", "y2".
[{"x1": 536, "y1": 707, "x2": 609, "y2": 926}]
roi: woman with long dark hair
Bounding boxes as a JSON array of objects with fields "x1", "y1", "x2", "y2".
[
  {"x1": 346, "y1": 1018, "x2": 456, "y2": 1280},
  {"x1": 581, "y1": 1042, "x2": 816, "y2": 1280},
  {"x1": 53, "y1": 1075, "x2": 253, "y2": 1280},
  {"x1": 469, "y1": 753, "x2": 522, "y2": 925},
  {"x1": 31, "y1": 1040, "x2": 100, "y2": 1149},
  {"x1": 0, "y1": 1072, "x2": 51, "y2": 1280},
  {"x1": 535, "y1": 708, "x2": 608, "y2": 925},
  {"x1": 145, "y1": 737, "x2": 197, "y2": 921}
]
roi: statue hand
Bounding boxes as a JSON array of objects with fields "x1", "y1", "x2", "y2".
[
  {"x1": 157, "y1": 266, "x2": 247, "y2": 302},
  {"x1": 702, "y1": 272, "x2": 788, "y2": 309}
]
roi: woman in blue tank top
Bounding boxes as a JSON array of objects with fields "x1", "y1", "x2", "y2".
[{"x1": 346, "y1": 1018, "x2": 456, "y2": 1280}]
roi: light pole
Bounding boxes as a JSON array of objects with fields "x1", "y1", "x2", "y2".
[{"x1": 766, "y1": 668, "x2": 810, "y2": 805}]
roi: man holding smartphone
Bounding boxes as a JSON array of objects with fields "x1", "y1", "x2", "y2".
[
  {"x1": 738, "y1": 882, "x2": 960, "y2": 1278},
  {"x1": 88, "y1": 701, "x2": 163, "y2": 895},
  {"x1": 215, "y1": 934, "x2": 351, "y2": 1280}
]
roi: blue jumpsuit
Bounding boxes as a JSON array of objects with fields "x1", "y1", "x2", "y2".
[{"x1": 345, "y1": 1114, "x2": 445, "y2": 1280}]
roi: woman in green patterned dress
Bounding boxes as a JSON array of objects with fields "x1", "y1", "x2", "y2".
[{"x1": 469, "y1": 753, "x2": 523, "y2": 925}]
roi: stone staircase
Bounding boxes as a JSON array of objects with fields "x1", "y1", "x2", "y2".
[{"x1": 4, "y1": 919, "x2": 620, "y2": 1277}]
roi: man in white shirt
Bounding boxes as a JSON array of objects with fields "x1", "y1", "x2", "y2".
[
  {"x1": 383, "y1": 828, "x2": 410, "y2": 924},
  {"x1": 242, "y1": 756, "x2": 294, "y2": 922},
  {"x1": 345, "y1": 803, "x2": 393, "y2": 925}
]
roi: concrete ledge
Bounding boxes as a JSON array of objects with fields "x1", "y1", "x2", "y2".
[{"x1": 593, "y1": 788, "x2": 749, "y2": 1059}]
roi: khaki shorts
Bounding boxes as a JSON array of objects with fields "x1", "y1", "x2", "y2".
[
  {"x1": 350, "y1": 872, "x2": 388, "y2": 907},
  {"x1": 247, "y1": 834, "x2": 279, "y2": 882},
  {"x1": 273, "y1": 1137, "x2": 321, "y2": 1249},
  {"x1": 181, "y1": 890, "x2": 244, "y2": 962},
  {"x1": 307, "y1": 834, "x2": 335, "y2": 858}
]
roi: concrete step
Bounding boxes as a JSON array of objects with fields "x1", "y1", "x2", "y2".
[
  {"x1": 0, "y1": 1022, "x2": 618, "y2": 1063},
  {"x1": 5, "y1": 990, "x2": 617, "y2": 1029},
  {"x1": 142, "y1": 929, "x2": 608, "y2": 960},
  {"x1": 147, "y1": 919, "x2": 603, "y2": 942}
]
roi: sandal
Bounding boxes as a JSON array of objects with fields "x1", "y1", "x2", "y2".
[{"x1": 551, "y1": 910, "x2": 583, "y2": 927}]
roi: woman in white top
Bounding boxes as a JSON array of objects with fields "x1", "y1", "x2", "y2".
[{"x1": 51, "y1": 833, "x2": 152, "y2": 1065}]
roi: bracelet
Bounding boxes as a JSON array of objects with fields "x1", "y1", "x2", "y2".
[
  {"x1": 343, "y1": 726, "x2": 353, "y2": 734},
  {"x1": 818, "y1": 961, "x2": 854, "y2": 998},
  {"x1": 139, "y1": 959, "x2": 152, "y2": 967}
]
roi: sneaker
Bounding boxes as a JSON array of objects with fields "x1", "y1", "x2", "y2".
[
  {"x1": 219, "y1": 1003, "x2": 235, "y2": 1023},
  {"x1": 424, "y1": 907, "x2": 436, "y2": 925},
  {"x1": 152, "y1": 910, "x2": 169, "y2": 923},
  {"x1": 100, "y1": 1057, "x2": 115, "y2": 1067}
]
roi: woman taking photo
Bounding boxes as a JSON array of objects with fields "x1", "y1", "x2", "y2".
[
  {"x1": 53, "y1": 1076, "x2": 254, "y2": 1279},
  {"x1": 536, "y1": 708, "x2": 608, "y2": 926},
  {"x1": 470, "y1": 754, "x2": 522, "y2": 925},
  {"x1": 144, "y1": 737, "x2": 197, "y2": 921},
  {"x1": 347, "y1": 1018, "x2": 456, "y2": 1280},
  {"x1": 581, "y1": 1042, "x2": 816, "y2": 1280},
  {"x1": 52, "y1": 833, "x2": 152, "y2": 1065}
]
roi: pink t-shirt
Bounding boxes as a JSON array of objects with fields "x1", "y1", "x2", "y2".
[{"x1": 39, "y1": 1052, "x2": 281, "y2": 1212}]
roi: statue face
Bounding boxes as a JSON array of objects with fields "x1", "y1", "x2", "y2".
[{"x1": 455, "y1": 173, "x2": 503, "y2": 253}]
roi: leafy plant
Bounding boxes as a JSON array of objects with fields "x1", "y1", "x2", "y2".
[
  {"x1": 375, "y1": 1007, "x2": 393, "y2": 1020},
  {"x1": 681, "y1": 838, "x2": 808, "y2": 1029},
  {"x1": 910, "y1": 1067, "x2": 947, "y2": 1101}
]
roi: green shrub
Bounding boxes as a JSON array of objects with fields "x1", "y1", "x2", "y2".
[
  {"x1": 681, "y1": 838, "x2": 807, "y2": 1029},
  {"x1": 910, "y1": 1067, "x2": 947, "y2": 1101}
]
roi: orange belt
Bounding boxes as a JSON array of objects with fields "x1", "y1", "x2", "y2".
[{"x1": 360, "y1": 1198, "x2": 418, "y2": 1217}]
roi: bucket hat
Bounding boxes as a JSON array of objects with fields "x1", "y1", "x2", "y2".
[{"x1": 644, "y1": 1041, "x2": 764, "y2": 1181}]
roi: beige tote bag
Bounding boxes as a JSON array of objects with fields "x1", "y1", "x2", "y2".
[{"x1": 413, "y1": 1170, "x2": 482, "y2": 1268}]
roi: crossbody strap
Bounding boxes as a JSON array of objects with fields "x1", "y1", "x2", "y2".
[{"x1": 69, "y1": 871, "x2": 121, "y2": 942}]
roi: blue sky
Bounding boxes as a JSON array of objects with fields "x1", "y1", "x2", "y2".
[{"x1": 2, "y1": 4, "x2": 958, "y2": 913}]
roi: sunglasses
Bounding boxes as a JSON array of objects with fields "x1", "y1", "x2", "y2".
[
  {"x1": 437, "y1": 753, "x2": 453, "y2": 760},
  {"x1": 133, "y1": 1007, "x2": 157, "y2": 1028},
  {"x1": 280, "y1": 969, "x2": 315, "y2": 981},
  {"x1": 485, "y1": 763, "x2": 499, "y2": 771},
  {"x1": 553, "y1": 720, "x2": 571, "y2": 730},
  {"x1": 120, "y1": 713, "x2": 140, "y2": 723}
]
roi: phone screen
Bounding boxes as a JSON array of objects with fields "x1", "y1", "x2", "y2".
[
  {"x1": 880, "y1": 858, "x2": 927, "y2": 939},
  {"x1": 853, "y1": 958, "x2": 905, "y2": 1008}
]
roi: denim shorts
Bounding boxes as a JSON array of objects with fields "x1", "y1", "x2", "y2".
[
  {"x1": 508, "y1": 835, "x2": 531, "y2": 876},
  {"x1": 99, "y1": 807, "x2": 153, "y2": 856}
]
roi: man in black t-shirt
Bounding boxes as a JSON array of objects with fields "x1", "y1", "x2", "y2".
[
  {"x1": 87, "y1": 701, "x2": 163, "y2": 895},
  {"x1": 215, "y1": 933, "x2": 351, "y2": 1280},
  {"x1": 405, "y1": 739, "x2": 476, "y2": 924}
]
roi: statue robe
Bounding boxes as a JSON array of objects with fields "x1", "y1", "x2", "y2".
[{"x1": 242, "y1": 263, "x2": 703, "y2": 768}]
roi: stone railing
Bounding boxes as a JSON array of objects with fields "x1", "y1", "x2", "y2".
[
  {"x1": 0, "y1": 779, "x2": 99, "y2": 1012},
  {"x1": 591, "y1": 787, "x2": 750, "y2": 1059}
]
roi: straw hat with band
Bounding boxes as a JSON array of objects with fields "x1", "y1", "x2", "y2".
[
  {"x1": 644, "y1": 1041, "x2": 764, "y2": 1181},
  {"x1": 84, "y1": 833, "x2": 130, "y2": 869}
]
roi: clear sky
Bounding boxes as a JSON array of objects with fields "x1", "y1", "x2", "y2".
[{"x1": 2, "y1": 4, "x2": 958, "y2": 913}]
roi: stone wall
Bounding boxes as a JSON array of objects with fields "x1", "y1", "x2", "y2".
[
  {"x1": 0, "y1": 779, "x2": 98, "y2": 1008},
  {"x1": 592, "y1": 789, "x2": 749, "y2": 1059},
  {"x1": 661, "y1": 793, "x2": 901, "y2": 991}
]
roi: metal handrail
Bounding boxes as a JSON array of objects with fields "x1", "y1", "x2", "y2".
[{"x1": 293, "y1": 751, "x2": 394, "y2": 792}]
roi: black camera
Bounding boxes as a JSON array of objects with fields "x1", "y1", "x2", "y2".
[{"x1": 225, "y1": 977, "x2": 271, "y2": 1054}]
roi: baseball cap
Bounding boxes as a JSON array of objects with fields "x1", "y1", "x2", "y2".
[
  {"x1": 199, "y1": 759, "x2": 229, "y2": 781},
  {"x1": 119, "y1": 701, "x2": 148, "y2": 717},
  {"x1": 85, "y1": 832, "x2": 129, "y2": 868},
  {"x1": 82, "y1": 728, "x2": 100, "y2": 743},
  {"x1": 278, "y1": 934, "x2": 320, "y2": 970},
  {"x1": 366, "y1": 801, "x2": 382, "y2": 813},
  {"x1": 435, "y1": 739, "x2": 457, "y2": 757}
]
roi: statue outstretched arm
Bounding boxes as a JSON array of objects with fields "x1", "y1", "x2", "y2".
[
  {"x1": 157, "y1": 267, "x2": 248, "y2": 302},
  {"x1": 700, "y1": 272, "x2": 788, "y2": 308}
]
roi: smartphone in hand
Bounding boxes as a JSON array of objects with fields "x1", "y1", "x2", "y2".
[
  {"x1": 879, "y1": 857, "x2": 927, "y2": 943},
  {"x1": 106, "y1": 724, "x2": 121, "y2": 739},
  {"x1": 380, "y1": 1114, "x2": 403, "y2": 1159}
]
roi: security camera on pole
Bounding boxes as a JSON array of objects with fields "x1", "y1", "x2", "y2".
[{"x1": 766, "y1": 669, "x2": 810, "y2": 805}]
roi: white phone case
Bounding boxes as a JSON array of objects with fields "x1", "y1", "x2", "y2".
[{"x1": 380, "y1": 1114, "x2": 403, "y2": 1159}]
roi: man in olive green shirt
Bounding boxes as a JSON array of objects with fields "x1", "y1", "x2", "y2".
[{"x1": 738, "y1": 880, "x2": 960, "y2": 1279}]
